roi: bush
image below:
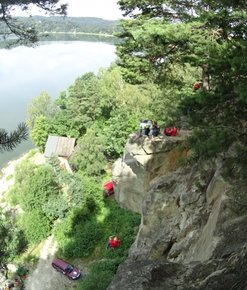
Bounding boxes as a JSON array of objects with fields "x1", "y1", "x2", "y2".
[
  {"x1": 70, "y1": 129, "x2": 107, "y2": 176},
  {"x1": 5, "y1": 187, "x2": 20, "y2": 206},
  {"x1": 16, "y1": 265, "x2": 29, "y2": 277},
  {"x1": 42, "y1": 194, "x2": 69, "y2": 220},
  {"x1": 19, "y1": 166, "x2": 60, "y2": 211},
  {"x1": 0, "y1": 212, "x2": 28, "y2": 264},
  {"x1": 78, "y1": 258, "x2": 124, "y2": 290},
  {"x1": 90, "y1": 258, "x2": 124, "y2": 273},
  {"x1": 79, "y1": 269, "x2": 114, "y2": 290},
  {"x1": 6, "y1": 174, "x2": 13, "y2": 181},
  {"x1": 7, "y1": 229, "x2": 27, "y2": 259},
  {"x1": 55, "y1": 206, "x2": 103, "y2": 258},
  {"x1": 19, "y1": 210, "x2": 51, "y2": 244}
]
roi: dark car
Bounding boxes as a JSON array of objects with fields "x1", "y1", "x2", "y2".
[{"x1": 51, "y1": 258, "x2": 81, "y2": 280}]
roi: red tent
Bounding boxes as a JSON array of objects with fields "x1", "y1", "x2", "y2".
[{"x1": 103, "y1": 180, "x2": 114, "y2": 197}]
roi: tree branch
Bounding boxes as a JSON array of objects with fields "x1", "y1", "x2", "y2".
[{"x1": 0, "y1": 123, "x2": 29, "y2": 152}]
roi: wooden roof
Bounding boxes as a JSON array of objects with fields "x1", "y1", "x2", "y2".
[{"x1": 44, "y1": 136, "x2": 76, "y2": 158}]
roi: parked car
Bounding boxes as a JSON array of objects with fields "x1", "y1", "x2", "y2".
[{"x1": 51, "y1": 258, "x2": 81, "y2": 280}]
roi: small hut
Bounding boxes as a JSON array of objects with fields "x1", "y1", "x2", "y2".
[{"x1": 44, "y1": 136, "x2": 76, "y2": 158}]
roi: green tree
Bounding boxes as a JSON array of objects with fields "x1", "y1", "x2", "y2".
[
  {"x1": 30, "y1": 115, "x2": 52, "y2": 151},
  {"x1": 19, "y1": 165, "x2": 60, "y2": 212},
  {"x1": 0, "y1": 211, "x2": 27, "y2": 265},
  {"x1": 117, "y1": 0, "x2": 247, "y2": 160},
  {"x1": 49, "y1": 110, "x2": 83, "y2": 138},
  {"x1": 97, "y1": 66, "x2": 123, "y2": 119},
  {"x1": 27, "y1": 91, "x2": 57, "y2": 130},
  {"x1": 12, "y1": 164, "x2": 60, "y2": 242},
  {"x1": 44, "y1": 155, "x2": 84, "y2": 219},
  {"x1": 19, "y1": 210, "x2": 51, "y2": 244},
  {"x1": 95, "y1": 66, "x2": 152, "y2": 121},
  {"x1": 70, "y1": 129, "x2": 107, "y2": 176},
  {"x1": 66, "y1": 72, "x2": 102, "y2": 129},
  {"x1": 102, "y1": 108, "x2": 139, "y2": 158}
]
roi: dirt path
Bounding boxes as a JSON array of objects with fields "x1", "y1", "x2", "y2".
[{"x1": 25, "y1": 236, "x2": 75, "y2": 290}]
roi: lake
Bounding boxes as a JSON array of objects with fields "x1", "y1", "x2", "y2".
[{"x1": 0, "y1": 40, "x2": 116, "y2": 170}]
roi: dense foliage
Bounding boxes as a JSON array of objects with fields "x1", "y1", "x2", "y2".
[
  {"x1": 116, "y1": 0, "x2": 247, "y2": 162},
  {"x1": 2, "y1": 1, "x2": 247, "y2": 289},
  {"x1": 7, "y1": 155, "x2": 84, "y2": 244},
  {"x1": 70, "y1": 129, "x2": 107, "y2": 176},
  {"x1": 27, "y1": 66, "x2": 159, "y2": 161},
  {"x1": 54, "y1": 175, "x2": 140, "y2": 290},
  {"x1": 5, "y1": 152, "x2": 140, "y2": 289},
  {"x1": 0, "y1": 211, "x2": 27, "y2": 264}
]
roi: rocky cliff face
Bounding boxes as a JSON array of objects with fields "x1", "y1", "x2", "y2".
[{"x1": 109, "y1": 133, "x2": 247, "y2": 290}]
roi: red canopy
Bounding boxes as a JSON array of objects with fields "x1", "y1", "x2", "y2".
[{"x1": 104, "y1": 180, "x2": 114, "y2": 191}]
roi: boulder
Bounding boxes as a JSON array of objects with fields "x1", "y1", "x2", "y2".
[{"x1": 112, "y1": 133, "x2": 189, "y2": 213}]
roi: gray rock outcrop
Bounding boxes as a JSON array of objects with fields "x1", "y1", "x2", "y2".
[
  {"x1": 109, "y1": 134, "x2": 247, "y2": 290},
  {"x1": 112, "y1": 133, "x2": 190, "y2": 213}
]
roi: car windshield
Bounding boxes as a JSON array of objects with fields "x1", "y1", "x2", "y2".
[{"x1": 65, "y1": 265, "x2": 74, "y2": 273}]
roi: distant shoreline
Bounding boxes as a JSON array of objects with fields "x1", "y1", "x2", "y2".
[{"x1": 42, "y1": 31, "x2": 115, "y2": 37}]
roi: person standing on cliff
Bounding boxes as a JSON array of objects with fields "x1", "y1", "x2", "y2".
[
  {"x1": 150, "y1": 120, "x2": 160, "y2": 138},
  {"x1": 138, "y1": 120, "x2": 153, "y2": 138}
]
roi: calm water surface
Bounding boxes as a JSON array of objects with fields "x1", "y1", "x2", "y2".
[{"x1": 0, "y1": 40, "x2": 116, "y2": 170}]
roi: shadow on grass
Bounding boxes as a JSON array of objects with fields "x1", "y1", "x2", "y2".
[{"x1": 54, "y1": 192, "x2": 141, "y2": 290}]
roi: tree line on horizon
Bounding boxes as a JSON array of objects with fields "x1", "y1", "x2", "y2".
[{"x1": 0, "y1": 16, "x2": 120, "y2": 41}]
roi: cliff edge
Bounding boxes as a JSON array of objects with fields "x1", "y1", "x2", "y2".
[{"x1": 109, "y1": 132, "x2": 247, "y2": 290}]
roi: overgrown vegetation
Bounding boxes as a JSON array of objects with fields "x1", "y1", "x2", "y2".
[
  {"x1": 116, "y1": 0, "x2": 247, "y2": 164},
  {"x1": 5, "y1": 153, "x2": 140, "y2": 289},
  {"x1": 1, "y1": 0, "x2": 246, "y2": 289}
]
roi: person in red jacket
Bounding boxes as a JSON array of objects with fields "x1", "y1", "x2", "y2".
[
  {"x1": 164, "y1": 127, "x2": 172, "y2": 136},
  {"x1": 171, "y1": 127, "x2": 177, "y2": 136},
  {"x1": 107, "y1": 235, "x2": 121, "y2": 249},
  {"x1": 164, "y1": 127, "x2": 178, "y2": 137}
]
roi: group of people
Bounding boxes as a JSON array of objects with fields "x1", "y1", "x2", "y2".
[
  {"x1": 139, "y1": 119, "x2": 160, "y2": 138},
  {"x1": 106, "y1": 119, "x2": 178, "y2": 249},
  {"x1": 139, "y1": 119, "x2": 177, "y2": 138}
]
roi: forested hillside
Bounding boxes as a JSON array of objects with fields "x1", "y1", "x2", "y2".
[
  {"x1": 0, "y1": 16, "x2": 120, "y2": 37},
  {"x1": 33, "y1": 16, "x2": 119, "y2": 34}
]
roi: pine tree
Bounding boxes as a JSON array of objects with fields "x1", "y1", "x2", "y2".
[
  {"x1": 117, "y1": 0, "x2": 247, "y2": 160},
  {"x1": 0, "y1": 123, "x2": 28, "y2": 152}
]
